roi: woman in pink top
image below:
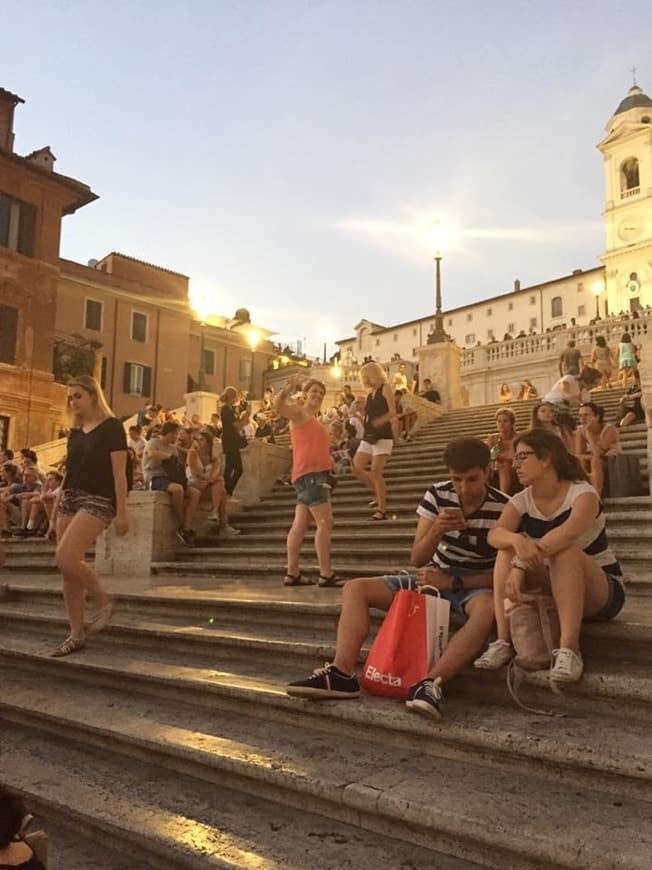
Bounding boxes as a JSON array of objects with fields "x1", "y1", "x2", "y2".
[{"x1": 276, "y1": 376, "x2": 341, "y2": 588}]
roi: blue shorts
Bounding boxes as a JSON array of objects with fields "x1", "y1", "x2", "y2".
[
  {"x1": 294, "y1": 472, "x2": 332, "y2": 507},
  {"x1": 588, "y1": 575, "x2": 626, "y2": 622},
  {"x1": 150, "y1": 476, "x2": 172, "y2": 492},
  {"x1": 382, "y1": 570, "x2": 492, "y2": 619}
]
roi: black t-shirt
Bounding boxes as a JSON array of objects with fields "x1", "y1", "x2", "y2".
[
  {"x1": 421, "y1": 389, "x2": 441, "y2": 403},
  {"x1": 64, "y1": 417, "x2": 128, "y2": 500},
  {"x1": 221, "y1": 405, "x2": 242, "y2": 453}
]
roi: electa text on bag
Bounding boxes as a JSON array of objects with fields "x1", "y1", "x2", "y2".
[{"x1": 364, "y1": 665, "x2": 402, "y2": 687}]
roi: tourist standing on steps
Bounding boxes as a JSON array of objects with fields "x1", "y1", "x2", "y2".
[
  {"x1": 276, "y1": 376, "x2": 341, "y2": 588},
  {"x1": 352, "y1": 361, "x2": 397, "y2": 521},
  {"x1": 286, "y1": 438, "x2": 508, "y2": 719},
  {"x1": 220, "y1": 386, "x2": 247, "y2": 497},
  {"x1": 474, "y1": 429, "x2": 625, "y2": 682},
  {"x1": 51, "y1": 375, "x2": 129, "y2": 657}
]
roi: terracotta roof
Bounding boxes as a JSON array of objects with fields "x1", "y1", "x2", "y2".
[
  {"x1": 0, "y1": 87, "x2": 24, "y2": 105},
  {"x1": 99, "y1": 251, "x2": 189, "y2": 279},
  {"x1": 0, "y1": 148, "x2": 97, "y2": 214}
]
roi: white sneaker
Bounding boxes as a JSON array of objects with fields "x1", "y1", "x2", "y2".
[
  {"x1": 550, "y1": 647, "x2": 583, "y2": 682},
  {"x1": 474, "y1": 639, "x2": 514, "y2": 670},
  {"x1": 207, "y1": 511, "x2": 220, "y2": 521},
  {"x1": 220, "y1": 524, "x2": 241, "y2": 536}
]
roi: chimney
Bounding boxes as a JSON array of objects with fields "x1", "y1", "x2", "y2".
[
  {"x1": 514, "y1": 279, "x2": 521, "y2": 293},
  {"x1": 0, "y1": 88, "x2": 25, "y2": 153}
]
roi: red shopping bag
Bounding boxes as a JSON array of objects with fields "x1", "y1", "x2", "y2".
[{"x1": 361, "y1": 585, "x2": 450, "y2": 698}]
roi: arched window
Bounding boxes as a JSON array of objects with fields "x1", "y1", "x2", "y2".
[
  {"x1": 620, "y1": 157, "x2": 640, "y2": 193},
  {"x1": 551, "y1": 296, "x2": 563, "y2": 318}
]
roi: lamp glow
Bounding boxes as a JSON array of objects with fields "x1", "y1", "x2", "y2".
[{"x1": 246, "y1": 328, "x2": 261, "y2": 350}]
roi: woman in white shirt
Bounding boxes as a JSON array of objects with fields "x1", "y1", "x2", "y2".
[{"x1": 474, "y1": 428, "x2": 624, "y2": 683}]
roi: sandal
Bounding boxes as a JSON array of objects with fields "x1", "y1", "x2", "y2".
[
  {"x1": 50, "y1": 636, "x2": 85, "y2": 658},
  {"x1": 370, "y1": 511, "x2": 388, "y2": 521},
  {"x1": 318, "y1": 573, "x2": 345, "y2": 588},
  {"x1": 368, "y1": 499, "x2": 378, "y2": 507},
  {"x1": 283, "y1": 573, "x2": 316, "y2": 587},
  {"x1": 85, "y1": 600, "x2": 114, "y2": 637}
]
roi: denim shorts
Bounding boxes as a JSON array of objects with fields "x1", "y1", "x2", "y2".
[
  {"x1": 294, "y1": 472, "x2": 332, "y2": 507},
  {"x1": 58, "y1": 488, "x2": 115, "y2": 525},
  {"x1": 588, "y1": 575, "x2": 626, "y2": 622},
  {"x1": 382, "y1": 570, "x2": 493, "y2": 619},
  {"x1": 150, "y1": 476, "x2": 173, "y2": 492}
]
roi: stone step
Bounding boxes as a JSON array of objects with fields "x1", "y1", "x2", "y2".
[
  {"x1": 1, "y1": 652, "x2": 652, "y2": 869},
  {"x1": 0, "y1": 722, "x2": 466, "y2": 870}
]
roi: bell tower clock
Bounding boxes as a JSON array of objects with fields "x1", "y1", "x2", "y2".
[{"x1": 598, "y1": 81, "x2": 652, "y2": 313}]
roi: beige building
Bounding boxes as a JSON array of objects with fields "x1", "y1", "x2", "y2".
[{"x1": 337, "y1": 82, "x2": 652, "y2": 382}]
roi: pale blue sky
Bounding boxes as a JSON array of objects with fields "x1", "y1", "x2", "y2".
[{"x1": 4, "y1": 0, "x2": 651, "y2": 355}]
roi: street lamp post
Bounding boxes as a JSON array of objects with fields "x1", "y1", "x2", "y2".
[
  {"x1": 593, "y1": 282, "x2": 604, "y2": 321},
  {"x1": 198, "y1": 325, "x2": 207, "y2": 390},
  {"x1": 430, "y1": 220, "x2": 450, "y2": 343},
  {"x1": 247, "y1": 328, "x2": 261, "y2": 399}
]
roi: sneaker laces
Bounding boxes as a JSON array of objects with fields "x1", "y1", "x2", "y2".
[
  {"x1": 424, "y1": 678, "x2": 443, "y2": 702},
  {"x1": 551, "y1": 648, "x2": 578, "y2": 675},
  {"x1": 312, "y1": 663, "x2": 334, "y2": 678}
]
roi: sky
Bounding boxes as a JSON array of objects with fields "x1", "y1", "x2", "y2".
[{"x1": 4, "y1": 0, "x2": 652, "y2": 356}]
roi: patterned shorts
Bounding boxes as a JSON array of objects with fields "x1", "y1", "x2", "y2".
[{"x1": 58, "y1": 488, "x2": 115, "y2": 525}]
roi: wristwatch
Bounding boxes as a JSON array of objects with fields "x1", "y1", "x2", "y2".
[{"x1": 451, "y1": 576, "x2": 465, "y2": 595}]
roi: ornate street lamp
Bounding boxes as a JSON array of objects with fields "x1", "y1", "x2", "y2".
[
  {"x1": 190, "y1": 291, "x2": 213, "y2": 391},
  {"x1": 430, "y1": 218, "x2": 450, "y2": 343}
]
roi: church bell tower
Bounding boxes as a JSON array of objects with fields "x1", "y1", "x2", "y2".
[{"x1": 598, "y1": 81, "x2": 652, "y2": 313}]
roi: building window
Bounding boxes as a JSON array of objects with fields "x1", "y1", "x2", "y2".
[
  {"x1": 131, "y1": 311, "x2": 148, "y2": 342},
  {"x1": 577, "y1": 305, "x2": 586, "y2": 317},
  {"x1": 412, "y1": 328, "x2": 417, "y2": 336},
  {"x1": 465, "y1": 334, "x2": 475, "y2": 345},
  {"x1": 203, "y1": 348, "x2": 215, "y2": 375},
  {"x1": 508, "y1": 302, "x2": 514, "y2": 311},
  {"x1": 393, "y1": 333, "x2": 399, "y2": 341},
  {"x1": 530, "y1": 317, "x2": 537, "y2": 329},
  {"x1": 508, "y1": 323, "x2": 515, "y2": 334},
  {"x1": 0, "y1": 303, "x2": 19, "y2": 364},
  {"x1": 84, "y1": 299, "x2": 103, "y2": 331},
  {"x1": 577, "y1": 282, "x2": 583, "y2": 292},
  {"x1": 376, "y1": 338, "x2": 380, "y2": 346},
  {"x1": 466, "y1": 313, "x2": 473, "y2": 322},
  {"x1": 530, "y1": 295, "x2": 536, "y2": 305},
  {"x1": 620, "y1": 157, "x2": 640, "y2": 194},
  {"x1": 551, "y1": 296, "x2": 563, "y2": 318},
  {"x1": 486, "y1": 307, "x2": 492, "y2": 316},
  {"x1": 447, "y1": 318, "x2": 453, "y2": 327},
  {"x1": 0, "y1": 193, "x2": 36, "y2": 256},
  {"x1": 487, "y1": 328, "x2": 494, "y2": 339},
  {"x1": 123, "y1": 362, "x2": 152, "y2": 397}
]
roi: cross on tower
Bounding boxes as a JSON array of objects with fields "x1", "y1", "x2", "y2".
[{"x1": 632, "y1": 65, "x2": 638, "y2": 86}]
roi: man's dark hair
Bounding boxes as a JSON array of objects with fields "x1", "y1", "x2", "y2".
[
  {"x1": 161, "y1": 421, "x2": 180, "y2": 436},
  {"x1": 129, "y1": 425, "x2": 142, "y2": 435},
  {"x1": 0, "y1": 785, "x2": 25, "y2": 849},
  {"x1": 3, "y1": 463, "x2": 19, "y2": 479},
  {"x1": 20, "y1": 448, "x2": 37, "y2": 463},
  {"x1": 443, "y1": 437, "x2": 490, "y2": 473},
  {"x1": 1, "y1": 449, "x2": 14, "y2": 461}
]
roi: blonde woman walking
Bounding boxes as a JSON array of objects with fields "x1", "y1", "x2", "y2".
[
  {"x1": 352, "y1": 361, "x2": 397, "y2": 520},
  {"x1": 51, "y1": 376, "x2": 129, "y2": 656}
]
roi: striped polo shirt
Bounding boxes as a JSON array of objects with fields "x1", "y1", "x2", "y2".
[
  {"x1": 417, "y1": 481, "x2": 509, "y2": 572},
  {"x1": 509, "y1": 481, "x2": 623, "y2": 582}
]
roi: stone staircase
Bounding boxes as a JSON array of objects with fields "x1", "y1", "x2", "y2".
[{"x1": 1, "y1": 388, "x2": 652, "y2": 868}]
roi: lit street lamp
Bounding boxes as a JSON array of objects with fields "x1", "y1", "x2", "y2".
[
  {"x1": 247, "y1": 328, "x2": 261, "y2": 398},
  {"x1": 593, "y1": 281, "x2": 604, "y2": 321},
  {"x1": 430, "y1": 218, "x2": 450, "y2": 343},
  {"x1": 190, "y1": 291, "x2": 212, "y2": 391}
]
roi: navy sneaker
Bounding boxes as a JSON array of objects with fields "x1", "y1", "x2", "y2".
[
  {"x1": 286, "y1": 663, "x2": 360, "y2": 699},
  {"x1": 405, "y1": 677, "x2": 443, "y2": 720}
]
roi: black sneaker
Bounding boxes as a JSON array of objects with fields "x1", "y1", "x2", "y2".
[
  {"x1": 12, "y1": 528, "x2": 30, "y2": 537},
  {"x1": 176, "y1": 529, "x2": 194, "y2": 546},
  {"x1": 405, "y1": 677, "x2": 443, "y2": 720},
  {"x1": 286, "y1": 663, "x2": 360, "y2": 699}
]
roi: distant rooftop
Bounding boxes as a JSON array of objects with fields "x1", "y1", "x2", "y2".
[{"x1": 614, "y1": 84, "x2": 652, "y2": 116}]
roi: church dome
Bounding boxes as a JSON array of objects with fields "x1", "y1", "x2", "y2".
[{"x1": 614, "y1": 84, "x2": 652, "y2": 116}]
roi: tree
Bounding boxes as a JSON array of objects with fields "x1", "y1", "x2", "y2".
[{"x1": 53, "y1": 334, "x2": 102, "y2": 384}]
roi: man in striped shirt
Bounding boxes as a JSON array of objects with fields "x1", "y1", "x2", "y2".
[{"x1": 287, "y1": 438, "x2": 509, "y2": 718}]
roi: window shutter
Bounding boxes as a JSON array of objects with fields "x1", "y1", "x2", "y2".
[
  {"x1": 123, "y1": 362, "x2": 131, "y2": 393},
  {"x1": 18, "y1": 204, "x2": 36, "y2": 256},
  {"x1": 0, "y1": 304, "x2": 18, "y2": 364},
  {"x1": 142, "y1": 366, "x2": 152, "y2": 397}
]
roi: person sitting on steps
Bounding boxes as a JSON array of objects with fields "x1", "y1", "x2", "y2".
[
  {"x1": 474, "y1": 429, "x2": 625, "y2": 682},
  {"x1": 286, "y1": 438, "x2": 509, "y2": 719}
]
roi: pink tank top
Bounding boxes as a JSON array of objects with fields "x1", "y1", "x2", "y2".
[{"x1": 290, "y1": 416, "x2": 332, "y2": 483}]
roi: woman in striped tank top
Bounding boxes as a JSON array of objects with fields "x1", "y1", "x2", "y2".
[{"x1": 474, "y1": 429, "x2": 625, "y2": 682}]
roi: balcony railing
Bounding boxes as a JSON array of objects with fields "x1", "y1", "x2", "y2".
[{"x1": 621, "y1": 187, "x2": 640, "y2": 199}]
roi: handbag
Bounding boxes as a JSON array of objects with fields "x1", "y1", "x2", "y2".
[
  {"x1": 361, "y1": 579, "x2": 450, "y2": 698},
  {"x1": 161, "y1": 454, "x2": 187, "y2": 488}
]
